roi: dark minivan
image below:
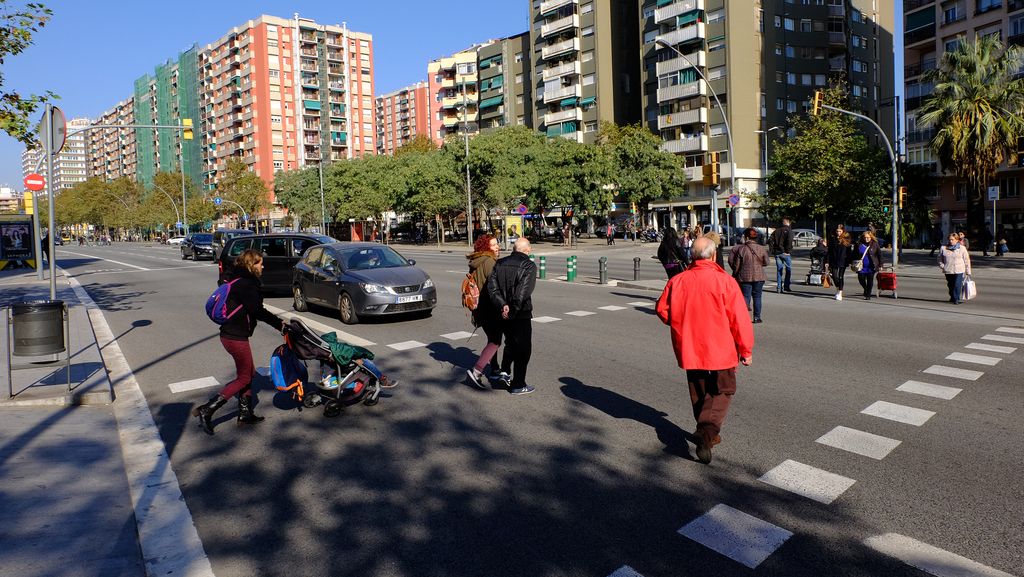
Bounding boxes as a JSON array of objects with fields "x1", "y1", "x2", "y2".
[
  {"x1": 212, "y1": 228, "x2": 255, "y2": 260},
  {"x1": 218, "y1": 233, "x2": 335, "y2": 294}
]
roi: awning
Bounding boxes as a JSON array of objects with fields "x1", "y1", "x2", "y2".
[
  {"x1": 479, "y1": 95, "x2": 504, "y2": 108},
  {"x1": 303, "y1": 99, "x2": 321, "y2": 110},
  {"x1": 580, "y1": 96, "x2": 596, "y2": 107},
  {"x1": 678, "y1": 11, "x2": 701, "y2": 26},
  {"x1": 559, "y1": 97, "x2": 579, "y2": 107}
]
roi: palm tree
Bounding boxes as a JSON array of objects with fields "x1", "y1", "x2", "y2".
[{"x1": 917, "y1": 35, "x2": 1024, "y2": 242}]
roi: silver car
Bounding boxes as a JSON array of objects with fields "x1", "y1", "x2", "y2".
[
  {"x1": 292, "y1": 242, "x2": 437, "y2": 324},
  {"x1": 791, "y1": 228, "x2": 822, "y2": 247}
]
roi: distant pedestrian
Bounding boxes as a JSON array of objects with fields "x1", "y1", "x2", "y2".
[
  {"x1": 824, "y1": 224, "x2": 853, "y2": 301},
  {"x1": 192, "y1": 249, "x2": 284, "y2": 435},
  {"x1": 854, "y1": 230, "x2": 883, "y2": 300},
  {"x1": 704, "y1": 230, "x2": 726, "y2": 269},
  {"x1": 981, "y1": 226, "x2": 993, "y2": 257},
  {"x1": 606, "y1": 222, "x2": 615, "y2": 245},
  {"x1": 465, "y1": 234, "x2": 503, "y2": 388},
  {"x1": 41, "y1": 230, "x2": 49, "y2": 263},
  {"x1": 486, "y1": 238, "x2": 537, "y2": 395},
  {"x1": 958, "y1": 230, "x2": 969, "y2": 250},
  {"x1": 929, "y1": 224, "x2": 943, "y2": 257},
  {"x1": 729, "y1": 228, "x2": 770, "y2": 323},
  {"x1": 938, "y1": 232, "x2": 972, "y2": 305},
  {"x1": 767, "y1": 217, "x2": 794, "y2": 292},
  {"x1": 656, "y1": 237, "x2": 754, "y2": 464},
  {"x1": 562, "y1": 222, "x2": 571, "y2": 247},
  {"x1": 657, "y1": 226, "x2": 687, "y2": 279}
]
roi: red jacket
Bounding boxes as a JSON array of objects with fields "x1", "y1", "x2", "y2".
[{"x1": 656, "y1": 259, "x2": 754, "y2": 370}]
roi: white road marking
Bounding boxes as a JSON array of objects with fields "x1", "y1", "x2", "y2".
[
  {"x1": 896, "y1": 380, "x2": 962, "y2": 400},
  {"x1": 861, "y1": 401, "x2": 935, "y2": 426},
  {"x1": 864, "y1": 533, "x2": 1018, "y2": 577},
  {"x1": 995, "y1": 326, "x2": 1024, "y2": 335},
  {"x1": 263, "y1": 304, "x2": 375, "y2": 346},
  {"x1": 626, "y1": 301, "x2": 653, "y2": 307},
  {"x1": 816, "y1": 426, "x2": 902, "y2": 460},
  {"x1": 758, "y1": 459, "x2": 857, "y2": 504},
  {"x1": 678, "y1": 504, "x2": 793, "y2": 569},
  {"x1": 532, "y1": 316, "x2": 561, "y2": 323},
  {"x1": 607, "y1": 566, "x2": 645, "y2": 577},
  {"x1": 922, "y1": 365, "x2": 984, "y2": 381},
  {"x1": 565, "y1": 310, "x2": 595, "y2": 316},
  {"x1": 441, "y1": 331, "x2": 476, "y2": 340},
  {"x1": 598, "y1": 305, "x2": 628, "y2": 311},
  {"x1": 59, "y1": 250, "x2": 150, "y2": 270},
  {"x1": 388, "y1": 340, "x2": 427, "y2": 351},
  {"x1": 982, "y1": 334, "x2": 1024, "y2": 345},
  {"x1": 945, "y1": 352, "x2": 1002, "y2": 366},
  {"x1": 965, "y1": 342, "x2": 1017, "y2": 354},
  {"x1": 168, "y1": 376, "x2": 221, "y2": 394}
]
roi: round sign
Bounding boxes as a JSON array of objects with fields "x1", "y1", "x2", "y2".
[
  {"x1": 517, "y1": 204, "x2": 528, "y2": 215},
  {"x1": 213, "y1": 196, "x2": 223, "y2": 206},
  {"x1": 728, "y1": 194, "x2": 740, "y2": 205},
  {"x1": 24, "y1": 173, "x2": 45, "y2": 191}
]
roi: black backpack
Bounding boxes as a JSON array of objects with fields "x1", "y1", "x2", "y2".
[{"x1": 768, "y1": 229, "x2": 784, "y2": 255}]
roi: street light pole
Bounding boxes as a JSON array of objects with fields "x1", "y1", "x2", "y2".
[
  {"x1": 461, "y1": 67, "x2": 473, "y2": 249},
  {"x1": 318, "y1": 144, "x2": 326, "y2": 235},
  {"x1": 655, "y1": 38, "x2": 735, "y2": 235},
  {"x1": 755, "y1": 126, "x2": 782, "y2": 239},
  {"x1": 151, "y1": 184, "x2": 181, "y2": 227}
]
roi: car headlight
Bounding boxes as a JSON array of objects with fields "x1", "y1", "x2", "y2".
[
  {"x1": 422, "y1": 278, "x2": 434, "y2": 288},
  {"x1": 360, "y1": 282, "x2": 387, "y2": 294}
]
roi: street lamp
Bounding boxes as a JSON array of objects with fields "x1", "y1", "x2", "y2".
[
  {"x1": 755, "y1": 125, "x2": 783, "y2": 239},
  {"x1": 318, "y1": 143, "x2": 327, "y2": 235},
  {"x1": 151, "y1": 184, "x2": 182, "y2": 230},
  {"x1": 458, "y1": 62, "x2": 474, "y2": 249},
  {"x1": 655, "y1": 38, "x2": 735, "y2": 235}
]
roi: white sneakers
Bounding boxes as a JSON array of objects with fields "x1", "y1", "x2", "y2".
[{"x1": 835, "y1": 291, "x2": 843, "y2": 301}]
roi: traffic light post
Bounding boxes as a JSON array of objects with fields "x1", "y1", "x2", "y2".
[{"x1": 810, "y1": 93, "x2": 901, "y2": 267}]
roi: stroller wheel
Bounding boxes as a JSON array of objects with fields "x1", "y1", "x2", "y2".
[
  {"x1": 363, "y1": 384, "x2": 381, "y2": 406},
  {"x1": 302, "y1": 393, "x2": 321, "y2": 409},
  {"x1": 323, "y1": 400, "x2": 342, "y2": 418}
]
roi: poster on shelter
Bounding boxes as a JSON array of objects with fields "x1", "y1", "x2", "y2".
[{"x1": 0, "y1": 219, "x2": 34, "y2": 260}]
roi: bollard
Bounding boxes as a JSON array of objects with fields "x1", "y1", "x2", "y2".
[
  {"x1": 572, "y1": 255, "x2": 578, "y2": 282},
  {"x1": 598, "y1": 256, "x2": 608, "y2": 284},
  {"x1": 539, "y1": 256, "x2": 546, "y2": 279},
  {"x1": 566, "y1": 256, "x2": 573, "y2": 282},
  {"x1": 633, "y1": 256, "x2": 641, "y2": 281}
]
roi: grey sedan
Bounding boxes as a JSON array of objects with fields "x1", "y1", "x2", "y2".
[{"x1": 291, "y1": 242, "x2": 437, "y2": 324}]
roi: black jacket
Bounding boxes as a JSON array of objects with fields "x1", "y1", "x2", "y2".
[
  {"x1": 825, "y1": 240, "x2": 853, "y2": 269},
  {"x1": 486, "y1": 251, "x2": 536, "y2": 320},
  {"x1": 769, "y1": 225, "x2": 793, "y2": 255},
  {"x1": 219, "y1": 270, "x2": 284, "y2": 340},
  {"x1": 657, "y1": 239, "x2": 687, "y2": 269}
]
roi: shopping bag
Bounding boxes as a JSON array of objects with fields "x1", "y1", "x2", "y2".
[
  {"x1": 962, "y1": 276, "x2": 977, "y2": 301},
  {"x1": 822, "y1": 273, "x2": 832, "y2": 288}
]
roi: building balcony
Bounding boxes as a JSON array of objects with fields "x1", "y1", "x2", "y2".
[
  {"x1": 656, "y1": 79, "x2": 707, "y2": 103},
  {"x1": 657, "y1": 107, "x2": 707, "y2": 130},
  {"x1": 541, "y1": 14, "x2": 579, "y2": 38},
  {"x1": 442, "y1": 94, "x2": 478, "y2": 109},
  {"x1": 903, "y1": 0, "x2": 934, "y2": 10},
  {"x1": 906, "y1": 127, "x2": 937, "y2": 144},
  {"x1": 1010, "y1": 0, "x2": 1024, "y2": 11},
  {"x1": 828, "y1": 31, "x2": 846, "y2": 45},
  {"x1": 661, "y1": 134, "x2": 707, "y2": 154},
  {"x1": 905, "y1": 25, "x2": 936, "y2": 46},
  {"x1": 539, "y1": 0, "x2": 576, "y2": 15},
  {"x1": 655, "y1": 50, "x2": 706, "y2": 76},
  {"x1": 542, "y1": 37, "x2": 581, "y2": 60},
  {"x1": 542, "y1": 60, "x2": 581, "y2": 81},
  {"x1": 828, "y1": 4, "x2": 846, "y2": 16},
  {"x1": 544, "y1": 107, "x2": 583, "y2": 126},
  {"x1": 300, "y1": 32, "x2": 317, "y2": 43},
  {"x1": 543, "y1": 83, "x2": 582, "y2": 103},
  {"x1": 942, "y1": 12, "x2": 966, "y2": 25},
  {"x1": 656, "y1": 23, "x2": 705, "y2": 47},
  {"x1": 440, "y1": 76, "x2": 457, "y2": 89},
  {"x1": 905, "y1": 58, "x2": 936, "y2": 78},
  {"x1": 1009, "y1": 32, "x2": 1024, "y2": 47},
  {"x1": 655, "y1": 0, "x2": 704, "y2": 24}
]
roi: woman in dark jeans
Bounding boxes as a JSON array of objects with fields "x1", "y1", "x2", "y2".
[
  {"x1": 853, "y1": 230, "x2": 883, "y2": 300},
  {"x1": 657, "y1": 227, "x2": 688, "y2": 278},
  {"x1": 825, "y1": 224, "x2": 853, "y2": 301},
  {"x1": 465, "y1": 234, "x2": 503, "y2": 387},
  {"x1": 193, "y1": 249, "x2": 283, "y2": 435}
]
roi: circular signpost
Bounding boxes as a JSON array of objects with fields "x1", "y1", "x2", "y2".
[
  {"x1": 517, "y1": 204, "x2": 528, "y2": 215},
  {"x1": 24, "y1": 173, "x2": 45, "y2": 191},
  {"x1": 213, "y1": 196, "x2": 222, "y2": 206},
  {"x1": 728, "y1": 194, "x2": 740, "y2": 205}
]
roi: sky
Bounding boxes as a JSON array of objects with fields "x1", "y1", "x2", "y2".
[{"x1": 0, "y1": 0, "x2": 528, "y2": 188}]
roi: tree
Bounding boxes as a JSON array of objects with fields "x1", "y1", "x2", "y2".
[
  {"x1": 918, "y1": 35, "x2": 1024, "y2": 241},
  {"x1": 597, "y1": 121, "x2": 685, "y2": 209},
  {"x1": 0, "y1": 2, "x2": 55, "y2": 144},
  {"x1": 401, "y1": 150, "x2": 462, "y2": 242},
  {"x1": 152, "y1": 170, "x2": 209, "y2": 230},
  {"x1": 274, "y1": 166, "x2": 322, "y2": 230},
  {"x1": 216, "y1": 158, "x2": 269, "y2": 226},
  {"x1": 393, "y1": 134, "x2": 437, "y2": 157},
  {"x1": 535, "y1": 136, "x2": 613, "y2": 233}
]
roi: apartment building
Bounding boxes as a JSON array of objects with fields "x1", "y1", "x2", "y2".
[
  {"x1": 88, "y1": 98, "x2": 138, "y2": 182},
  {"x1": 198, "y1": 14, "x2": 376, "y2": 206},
  {"x1": 642, "y1": 0, "x2": 895, "y2": 230},
  {"x1": 904, "y1": 0, "x2": 1024, "y2": 244},
  {"x1": 21, "y1": 117, "x2": 92, "y2": 191},
  {"x1": 427, "y1": 45, "x2": 492, "y2": 146},
  {"x1": 477, "y1": 32, "x2": 534, "y2": 131},
  {"x1": 376, "y1": 81, "x2": 430, "y2": 155}
]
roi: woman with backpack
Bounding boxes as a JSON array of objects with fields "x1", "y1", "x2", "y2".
[
  {"x1": 193, "y1": 249, "x2": 284, "y2": 435},
  {"x1": 465, "y1": 234, "x2": 504, "y2": 389}
]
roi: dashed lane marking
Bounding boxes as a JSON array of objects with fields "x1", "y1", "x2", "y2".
[
  {"x1": 532, "y1": 316, "x2": 561, "y2": 323},
  {"x1": 626, "y1": 301, "x2": 653, "y2": 307},
  {"x1": 598, "y1": 305, "x2": 628, "y2": 311},
  {"x1": 565, "y1": 310, "x2": 595, "y2": 317},
  {"x1": 387, "y1": 340, "x2": 428, "y2": 351},
  {"x1": 815, "y1": 426, "x2": 902, "y2": 460},
  {"x1": 607, "y1": 566, "x2": 645, "y2": 577},
  {"x1": 995, "y1": 326, "x2": 1024, "y2": 335},
  {"x1": 678, "y1": 504, "x2": 793, "y2": 569},
  {"x1": 758, "y1": 459, "x2": 857, "y2": 504},
  {"x1": 58, "y1": 249, "x2": 151, "y2": 270},
  {"x1": 945, "y1": 352, "x2": 1002, "y2": 366},
  {"x1": 965, "y1": 342, "x2": 1017, "y2": 354},
  {"x1": 981, "y1": 334, "x2": 1024, "y2": 345},
  {"x1": 922, "y1": 365, "x2": 984, "y2": 381},
  {"x1": 168, "y1": 376, "x2": 220, "y2": 394},
  {"x1": 441, "y1": 331, "x2": 476, "y2": 340},
  {"x1": 864, "y1": 533, "x2": 1018, "y2": 577},
  {"x1": 861, "y1": 401, "x2": 936, "y2": 426},
  {"x1": 896, "y1": 380, "x2": 962, "y2": 400},
  {"x1": 263, "y1": 304, "x2": 375, "y2": 347}
]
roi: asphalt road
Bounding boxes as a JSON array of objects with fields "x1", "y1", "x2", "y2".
[{"x1": 54, "y1": 242, "x2": 1024, "y2": 577}]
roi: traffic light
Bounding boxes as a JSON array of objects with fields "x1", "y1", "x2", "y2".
[
  {"x1": 811, "y1": 91, "x2": 823, "y2": 116},
  {"x1": 882, "y1": 199, "x2": 892, "y2": 213},
  {"x1": 182, "y1": 118, "x2": 193, "y2": 140},
  {"x1": 630, "y1": 202, "x2": 637, "y2": 215},
  {"x1": 898, "y1": 186, "x2": 907, "y2": 209},
  {"x1": 702, "y1": 151, "x2": 720, "y2": 187}
]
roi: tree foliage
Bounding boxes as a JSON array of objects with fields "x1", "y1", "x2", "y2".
[
  {"x1": 216, "y1": 158, "x2": 269, "y2": 222},
  {"x1": 597, "y1": 121, "x2": 685, "y2": 206},
  {"x1": 0, "y1": 2, "x2": 56, "y2": 144}
]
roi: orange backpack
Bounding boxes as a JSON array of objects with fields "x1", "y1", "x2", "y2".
[{"x1": 461, "y1": 272, "x2": 480, "y2": 311}]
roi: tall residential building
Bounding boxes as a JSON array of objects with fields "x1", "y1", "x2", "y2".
[
  {"x1": 641, "y1": 0, "x2": 894, "y2": 230},
  {"x1": 428, "y1": 45, "x2": 492, "y2": 146},
  {"x1": 530, "y1": 0, "x2": 642, "y2": 143},
  {"x1": 903, "y1": 0, "x2": 1024, "y2": 244},
  {"x1": 477, "y1": 32, "x2": 534, "y2": 131},
  {"x1": 376, "y1": 81, "x2": 430, "y2": 155},
  {"x1": 134, "y1": 46, "x2": 202, "y2": 189},
  {"x1": 88, "y1": 97, "x2": 138, "y2": 182},
  {"x1": 21, "y1": 117, "x2": 92, "y2": 191}
]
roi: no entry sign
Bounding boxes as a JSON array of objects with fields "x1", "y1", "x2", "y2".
[{"x1": 24, "y1": 173, "x2": 45, "y2": 191}]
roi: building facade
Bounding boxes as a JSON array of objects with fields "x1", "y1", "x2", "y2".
[
  {"x1": 477, "y1": 33, "x2": 535, "y2": 131},
  {"x1": 22, "y1": 117, "x2": 92, "y2": 191},
  {"x1": 904, "y1": 0, "x2": 1024, "y2": 246},
  {"x1": 427, "y1": 46, "x2": 490, "y2": 146},
  {"x1": 88, "y1": 98, "x2": 138, "y2": 182},
  {"x1": 375, "y1": 81, "x2": 430, "y2": 155}
]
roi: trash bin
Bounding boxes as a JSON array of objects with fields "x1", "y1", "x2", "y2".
[{"x1": 11, "y1": 300, "x2": 65, "y2": 356}]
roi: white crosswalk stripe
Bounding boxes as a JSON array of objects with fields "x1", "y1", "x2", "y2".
[
  {"x1": 945, "y1": 352, "x2": 1002, "y2": 366},
  {"x1": 816, "y1": 426, "x2": 902, "y2": 460},
  {"x1": 896, "y1": 380, "x2": 962, "y2": 400},
  {"x1": 861, "y1": 401, "x2": 935, "y2": 426},
  {"x1": 626, "y1": 301, "x2": 653, "y2": 307},
  {"x1": 441, "y1": 331, "x2": 476, "y2": 340},
  {"x1": 995, "y1": 326, "x2": 1024, "y2": 335},
  {"x1": 864, "y1": 533, "x2": 1018, "y2": 577},
  {"x1": 168, "y1": 376, "x2": 220, "y2": 394},
  {"x1": 263, "y1": 304, "x2": 375, "y2": 346},
  {"x1": 532, "y1": 316, "x2": 561, "y2": 323},
  {"x1": 387, "y1": 340, "x2": 428, "y2": 351},
  {"x1": 758, "y1": 459, "x2": 857, "y2": 504},
  {"x1": 598, "y1": 305, "x2": 628, "y2": 311},
  {"x1": 981, "y1": 334, "x2": 1024, "y2": 344},
  {"x1": 678, "y1": 504, "x2": 793, "y2": 569},
  {"x1": 965, "y1": 342, "x2": 1017, "y2": 354},
  {"x1": 564, "y1": 310, "x2": 595, "y2": 317},
  {"x1": 922, "y1": 365, "x2": 984, "y2": 381},
  {"x1": 607, "y1": 566, "x2": 645, "y2": 577}
]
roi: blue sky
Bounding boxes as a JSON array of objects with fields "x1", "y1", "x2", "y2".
[{"x1": 1, "y1": 0, "x2": 528, "y2": 187}]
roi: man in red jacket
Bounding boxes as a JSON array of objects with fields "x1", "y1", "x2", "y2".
[{"x1": 656, "y1": 237, "x2": 754, "y2": 464}]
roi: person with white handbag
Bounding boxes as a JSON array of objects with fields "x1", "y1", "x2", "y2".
[{"x1": 938, "y1": 232, "x2": 973, "y2": 305}]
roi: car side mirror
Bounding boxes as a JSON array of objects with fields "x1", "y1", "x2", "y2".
[
  {"x1": 407, "y1": 259, "x2": 415, "y2": 266},
  {"x1": 323, "y1": 264, "x2": 336, "y2": 274}
]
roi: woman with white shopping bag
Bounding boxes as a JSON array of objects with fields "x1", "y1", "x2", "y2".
[{"x1": 938, "y1": 233, "x2": 972, "y2": 305}]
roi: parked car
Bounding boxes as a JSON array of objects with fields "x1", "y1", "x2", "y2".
[
  {"x1": 180, "y1": 233, "x2": 214, "y2": 261},
  {"x1": 791, "y1": 228, "x2": 822, "y2": 247},
  {"x1": 292, "y1": 242, "x2": 436, "y2": 324},
  {"x1": 166, "y1": 236, "x2": 186, "y2": 246},
  {"x1": 212, "y1": 228, "x2": 254, "y2": 259},
  {"x1": 218, "y1": 232, "x2": 335, "y2": 294}
]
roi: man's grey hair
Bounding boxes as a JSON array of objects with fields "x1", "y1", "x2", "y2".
[{"x1": 691, "y1": 236, "x2": 716, "y2": 261}]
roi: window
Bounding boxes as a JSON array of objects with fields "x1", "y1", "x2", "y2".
[
  {"x1": 516, "y1": 94, "x2": 523, "y2": 105},
  {"x1": 815, "y1": 74, "x2": 826, "y2": 85},
  {"x1": 774, "y1": 15, "x2": 781, "y2": 27},
  {"x1": 800, "y1": 19, "x2": 812, "y2": 32},
  {"x1": 643, "y1": 5, "x2": 655, "y2": 18},
  {"x1": 269, "y1": 69, "x2": 280, "y2": 78},
  {"x1": 707, "y1": 9, "x2": 725, "y2": 23},
  {"x1": 708, "y1": 66, "x2": 726, "y2": 80},
  {"x1": 784, "y1": 18, "x2": 795, "y2": 30},
  {"x1": 955, "y1": 182, "x2": 967, "y2": 202},
  {"x1": 776, "y1": 98, "x2": 784, "y2": 110},
  {"x1": 582, "y1": 26, "x2": 594, "y2": 36},
  {"x1": 775, "y1": 43, "x2": 783, "y2": 56},
  {"x1": 709, "y1": 123, "x2": 726, "y2": 136},
  {"x1": 945, "y1": 38, "x2": 961, "y2": 53},
  {"x1": 785, "y1": 45, "x2": 795, "y2": 57},
  {"x1": 776, "y1": 71, "x2": 784, "y2": 83},
  {"x1": 273, "y1": 160, "x2": 284, "y2": 170},
  {"x1": 787, "y1": 100, "x2": 797, "y2": 113},
  {"x1": 268, "y1": 39, "x2": 278, "y2": 48},
  {"x1": 787, "y1": 72, "x2": 797, "y2": 84},
  {"x1": 801, "y1": 73, "x2": 812, "y2": 85},
  {"x1": 585, "y1": 121, "x2": 598, "y2": 133},
  {"x1": 516, "y1": 73, "x2": 523, "y2": 84},
  {"x1": 853, "y1": 59, "x2": 867, "y2": 72},
  {"x1": 515, "y1": 52, "x2": 523, "y2": 63},
  {"x1": 976, "y1": 0, "x2": 1000, "y2": 13},
  {"x1": 851, "y1": 8, "x2": 862, "y2": 22},
  {"x1": 583, "y1": 73, "x2": 596, "y2": 85},
  {"x1": 1002, "y1": 177, "x2": 1019, "y2": 198},
  {"x1": 271, "y1": 115, "x2": 281, "y2": 124},
  {"x1": 708, "y1": 39, "x2": 725, "y2": 52},
  {"x1": 582, "y1": 50, "x2": 594, "y2": 62},
  {"x1": 581, "y1": 2, "x2": 593, "y2": 14}
]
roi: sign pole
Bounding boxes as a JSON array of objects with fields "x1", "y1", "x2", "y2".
[{"x1": 32, "y1": 185, "x2": 44, "y2": 281}]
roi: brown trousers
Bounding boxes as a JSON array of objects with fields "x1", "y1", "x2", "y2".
[{"x1": 686, "y1": 368, "x2": 737, "y2": 443}]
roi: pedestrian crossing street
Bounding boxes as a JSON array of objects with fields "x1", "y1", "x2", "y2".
[{"x1": 606, "y1": 326, "x2": 1022, "y2": 577}]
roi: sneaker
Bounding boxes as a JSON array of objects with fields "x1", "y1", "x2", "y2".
[
  {"x1": 495, "y1": 372, "x2": 512, "y2": 387},
  {"x1": 694, "y1": 436, "x2": 712, "y2": 464},
  {"x1": 466, "y1": 368, "x2": 487, "y2": 390},
  {"x1": 835, "y1": 291, "x2": 843, "y2": 301},
  {"x1": 752, "y1": 318, "x2": 763, "y2": 324},
  {"x1": 509, "y1": 385, "x2": 535, "y2": 395},
  {"x1": 378, "y1": 376, "x2": 399, "y2": 388}
]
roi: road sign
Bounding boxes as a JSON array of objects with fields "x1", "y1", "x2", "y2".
[
  {"x1": 175, "y1": 221, "x2": 183, "y2": 229},
  {"x1": 37, "y1": 106, "x2": 67, "y2": 155},
  {"x1": 213, "y1": 196, "x2": 222, "y2": 206},
  {"x1": 728, "y1": 194, "x2": 740, "y2": 205},
  {"x1": 24, "y1": 173, "x2": 45, "y2": 191},
  {"x1": 988, "y1": 186, "x2": 1000, "y2": 201},
  {"x1": 517, "y1": 204, "x2": 528, "y2": 215}
]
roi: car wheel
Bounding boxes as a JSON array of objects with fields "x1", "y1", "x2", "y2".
[
  {"x1": 293, "y1": 285, "x2": 308, "y2": 312},
  {"x1": 181, "y1": 250, "x2": 187, "y2": 260},
  {"x1": 192, "y1": 251, "x2": 198, "y2": 261},
  {"x1": 338, "y1": 293, "x2": 359, "y2": 325}
]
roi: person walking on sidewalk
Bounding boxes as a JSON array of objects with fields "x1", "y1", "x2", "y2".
[
  {"x1": 938, "y1": 232, "x2": 972, "y2": 305},
  {"x1": 768, "y1": 217, "x2": 794, "y2": 293},
  {"x1": 824, "y1": 224, "x2": 853, "y2": 301},
  {"x1": 729, "y1": 228, "x2": 770, "y2": 323},
  {"x1": 854, "y1": 230, "x2": 883, "y2": 300},
  {"x1": 657, "y1": 226, "x2": 687, "y2": 279},
  {"x1": 656, "y1": 237, "x2": 754, "y2": 464},
  {"x1": 193, "y1": 249, "x2": 284, "y2": 435},
  {"x1": 486, "y1": 237, "x2": 537, "y2": 395},
  {"x1": 465, "y1": 234, "x2": 503, "y2": 388}
]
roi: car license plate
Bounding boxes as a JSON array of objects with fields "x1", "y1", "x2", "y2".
[{"x1": 396, "y1": 295, "x2": 423, "y2": 304}]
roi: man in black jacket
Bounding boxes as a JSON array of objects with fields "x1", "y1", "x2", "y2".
[
  {"x1": 486, "y1": 238, "x2": 537, "y2": 395},
  {"x1": 768, "y1": 217, "x2": 794, "y2": 293}
]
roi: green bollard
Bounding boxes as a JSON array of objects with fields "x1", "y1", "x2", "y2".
[
  {"x1": 566, "y1": 256, "x2": 572, "y2": 282},
  {"x1": 571, "y1": 255, "x2": 578, "y2": 282},
  {"x1": 539, "y1": 256, "x2": 546, "y2": 279}
]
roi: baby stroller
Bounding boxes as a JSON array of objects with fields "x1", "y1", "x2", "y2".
[
  {"x1": 271, "y1": 318, "x2": 393, "y2": 418},
  {"x1": 806, "y1": 254, "x2": 825, "y2": 286}
]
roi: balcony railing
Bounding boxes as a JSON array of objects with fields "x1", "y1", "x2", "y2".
[
  {"x1": 657, "y1": 107, "x2": 707, "y2": 130},
  {"x1": 828, "y1": 4, "x2": 845, "y2": 16},
  {"x1": 655, "y1": 51, "x2": 706, "y2": 76},
  {"x1": 543, "y1": 84, "x2": 582, "y2": 103},
  {"x1": 655, "y1": 22, "x2": 706, "y2": 47},
  {"x1": 655, "y1": 0, "x2": 703, "y2": 24},
  {"x1": 656, "y1": 79, "x2": 707, "y2": 103},
  {"x1": 906, "y1": 127, "x2": 937, "y2": 144},
  {"x1": 541, "y1": 14, "x2": 579, "y2": 37},
  {"x1": 905, "y1": 25, "x2": 936, "y2": 45},
  {"x1": 544, "y1": 108, "x2": 583, "y2": 126},
  {"x1": 1009, "y1": 32, "x2": 1024, "y2": 47},
  {"x1": 905, "y1": 58, "x2": 936, "y2": 77},
  {"x1": 542, "y1": 37, "x2": 581, "y2": 60},
  {"x1": 539, "y1": 0, "x2": 576, "y2": 15},
  {"x1": 661, "y1": 134, "x2": 708, "y2": 154},
  {"x1": 543, "y1": 60, "x2": 581, "y2": 81},
  {"x1": 828, "y1": 31, "x2": 845, "y2": 45}
]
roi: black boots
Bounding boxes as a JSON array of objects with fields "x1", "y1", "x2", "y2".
[
  {"x1": 236, "y1": 395, "x2": 264, "y2": 425},
  {"x1": 192, "y1": 395, "x2": 227, "y2": 435}
]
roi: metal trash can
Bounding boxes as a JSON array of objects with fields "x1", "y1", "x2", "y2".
[{"x1": 11, "y1": 300, "x2": 65, "y2": 356}]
